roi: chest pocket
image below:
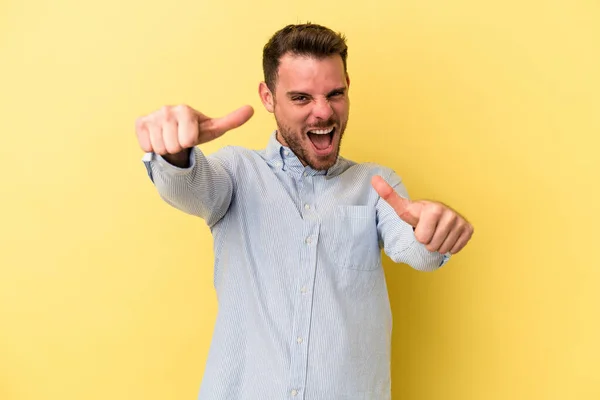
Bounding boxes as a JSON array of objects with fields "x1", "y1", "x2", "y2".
[{"x1": 328, "y1": 205, "x2": 381, "y2": 271}]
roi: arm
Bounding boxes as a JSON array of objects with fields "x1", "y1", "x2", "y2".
[
  {"x1": 135, "y1": 104, "x2": 254, "y2": 226},
  {"x1": 142, "y1": 146, "x2": 234, "y2": 227}
]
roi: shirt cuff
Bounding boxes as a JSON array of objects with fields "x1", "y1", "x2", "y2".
[{"x1": 439, "y1": 252, "x2": 451, "y2": 267}]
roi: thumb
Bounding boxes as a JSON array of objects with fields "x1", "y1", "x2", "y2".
[
  {"x1": 203, "y1": 105, "x2": 254, "y2": 139},
  {"x1": 371, "y1": 175, "x2": 421, "y2": 227}
]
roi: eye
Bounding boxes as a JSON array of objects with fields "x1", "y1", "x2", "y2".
[
  {"x1": 292, "y1": 95, "x2": 309, "y2": 102},
  {"x1": 329, "y1": 91, "x2": 345, "y2": 99}
]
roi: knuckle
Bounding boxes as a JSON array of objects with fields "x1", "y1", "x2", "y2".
[
  {"x1": 160, "y1": 105, "x2": 172, "y2": 120},
  {"x1": 136, "y1": 116, "x2": 152, "y2": 132},
  {"x1": 448, "y1": 213, "x2": 458, "y2": 226},
  {"x1": 427, "y1": 203, "x2": 444, "y2": 218},
  {"x1": 175, "y1": 104, "x2": 193, "y2": 119},
  {"x1": 135, "y1": 116, "x2": 145, "y2": 129},
  {"x1": 459, "y1": 220, "x2": 472, "y2": 235}
]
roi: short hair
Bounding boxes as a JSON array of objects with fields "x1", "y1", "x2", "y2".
[{"x1": 262, "y1": 23, "x2": 348, "y2": 92}]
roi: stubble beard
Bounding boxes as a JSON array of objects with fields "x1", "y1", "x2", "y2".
[{"x1": 275, "y1": 118, "x2": 347, "y2": 171}]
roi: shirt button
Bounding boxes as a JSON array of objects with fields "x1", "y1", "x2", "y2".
[
  {"x1": 284, "y1": 150, "x2": 290, "y2": 156},
  {"x1": 304, "y1": 204, "x2": 310, "y2": 210},
  {"x1": 305, "y1": 236, "x2": 312, "y2": 244},
  {"x1": 300, "y1": 286, "x2": 307, "y2": 293},
  {"x1": 297, "y1": 337, "x2": 303, "y2": 343},
  {"x1": 303, "y1": 172, "x2": 308, "y2": 177},
  {"x1": 291, "y1": 389, "x2": 298, "y2": 396}
]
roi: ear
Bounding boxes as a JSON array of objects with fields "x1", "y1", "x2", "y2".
[
  {"x1": 346, "y1": 73, "x2": 351, "y2": 89},
  {"x1": 258, "y1": 82, "x2": 275, "y2": 113}
]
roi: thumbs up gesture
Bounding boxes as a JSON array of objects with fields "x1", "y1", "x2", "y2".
[
  {"x1": 371, "y1": 175, "x2": 474, "y2": 255},
  {"x1": 135, "y1": 104, "x2": 254, "y2": 165}
]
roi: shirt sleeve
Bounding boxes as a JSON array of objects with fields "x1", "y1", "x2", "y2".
[
  {"x1": 141, "y1": 146, "x2": 235, "y2": 227},
  {"x1": 375, "y1": 169, "x2": 450, "y2": 271}
]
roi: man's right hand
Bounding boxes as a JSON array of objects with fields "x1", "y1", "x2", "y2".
[{"x1": 135, "y1": 104, "x2": 254, "y2": 167}]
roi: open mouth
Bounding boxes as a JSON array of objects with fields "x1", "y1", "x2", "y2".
[{"x1": 307, "y1": 126, "x2": 335, "y2": 153}]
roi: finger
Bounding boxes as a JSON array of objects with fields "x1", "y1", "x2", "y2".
[
  {"x1": 426, "y1": 210, "x2": 458, "y2": 253},
  {"x1": 371, "y1": 175, "x2": 420, "y2": 226},
  {"x1": 135, "y1": 118, "x2": 152, "y2": 152},
  {"x1": 438, "y1": 219, "x2": 464, "y2": 254},
  {"x1": 162, "y1": 118, "x2": 182, "y2": 154},
  {"x1": 148, "y1": 122, "x2": 166, "y2": 155},
  {"x1": 414, "y1": 203, "x2": 443, "y2": 246},
  {"x1": 200, "y1": 105, "x2": 254, "y2": 140},
  {"x1": 173, "y1": 105, "x2": 200, "y2": 149},
  {"x1": 450, "y1": 224, "x2": 474, "y2": 254}
]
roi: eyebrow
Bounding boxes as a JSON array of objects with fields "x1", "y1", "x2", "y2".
[{"x1": 286, "y1": 87, "x2": 347, "y2": 98}]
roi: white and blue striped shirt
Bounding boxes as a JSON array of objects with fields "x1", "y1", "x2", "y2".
[{"x1": 142, "y1": 132, "x2": 449, "y2": 400}]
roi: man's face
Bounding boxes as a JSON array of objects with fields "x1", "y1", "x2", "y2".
[{"x1": 261, "y1": 53, "x2": 350, "y2": 171}]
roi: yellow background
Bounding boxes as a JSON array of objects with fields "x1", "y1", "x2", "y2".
[{"x1": 1, "y1": 0, "x2": 599, "y2": 399}]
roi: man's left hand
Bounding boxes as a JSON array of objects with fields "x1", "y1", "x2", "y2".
[{"x1": 371, "y1": 175, "x2": 474, "y2": 255}]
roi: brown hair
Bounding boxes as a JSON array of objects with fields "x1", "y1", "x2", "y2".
[{"x1": 262, "y1": 23, "x2": 348, "y2": 92}]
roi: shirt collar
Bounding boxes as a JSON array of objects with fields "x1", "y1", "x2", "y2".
[{"x1": 264, "y1": 131, "x2": 346, "y2": 177}]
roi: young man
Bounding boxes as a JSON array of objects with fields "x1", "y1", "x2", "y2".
[{"x1": 137, "y1": 23, "x2": 473, "y2": 400}]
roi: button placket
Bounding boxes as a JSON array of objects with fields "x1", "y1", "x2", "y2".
[{"x1": 286, "y1": 175, "x2": 317, "y2": 399}]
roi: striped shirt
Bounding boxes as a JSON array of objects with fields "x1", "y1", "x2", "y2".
[{"x1": 142, "y1": 132, "x2": 449, "y2": 400}]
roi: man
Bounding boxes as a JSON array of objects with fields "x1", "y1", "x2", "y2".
[{"x1": 136, "y1": 23, "x2": 473, "y2": 400}]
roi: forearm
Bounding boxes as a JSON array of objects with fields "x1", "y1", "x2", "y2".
[{"x1": 142, "y1": 147, "x2": 234, "y2": 226}]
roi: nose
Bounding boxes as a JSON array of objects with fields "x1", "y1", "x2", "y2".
[{"x1": 311, "y1": 98, "x2": 334, "y2": 121}]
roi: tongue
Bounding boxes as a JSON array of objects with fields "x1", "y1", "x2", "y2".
[{"x1": 308, "y1": 132, "x2": 332, "y2": 150}]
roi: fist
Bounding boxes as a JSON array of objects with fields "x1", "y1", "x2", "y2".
[
  {"x1": 135, "y1": 104, "x2": 254, "y2": 155},
  {"x1": 371, "y1": 175, "x2": 474, "y2": 255}
]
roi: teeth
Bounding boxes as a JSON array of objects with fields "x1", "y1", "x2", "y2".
[{"x1": 308, "y1": 127, "x2": 334, "y2": 135}]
